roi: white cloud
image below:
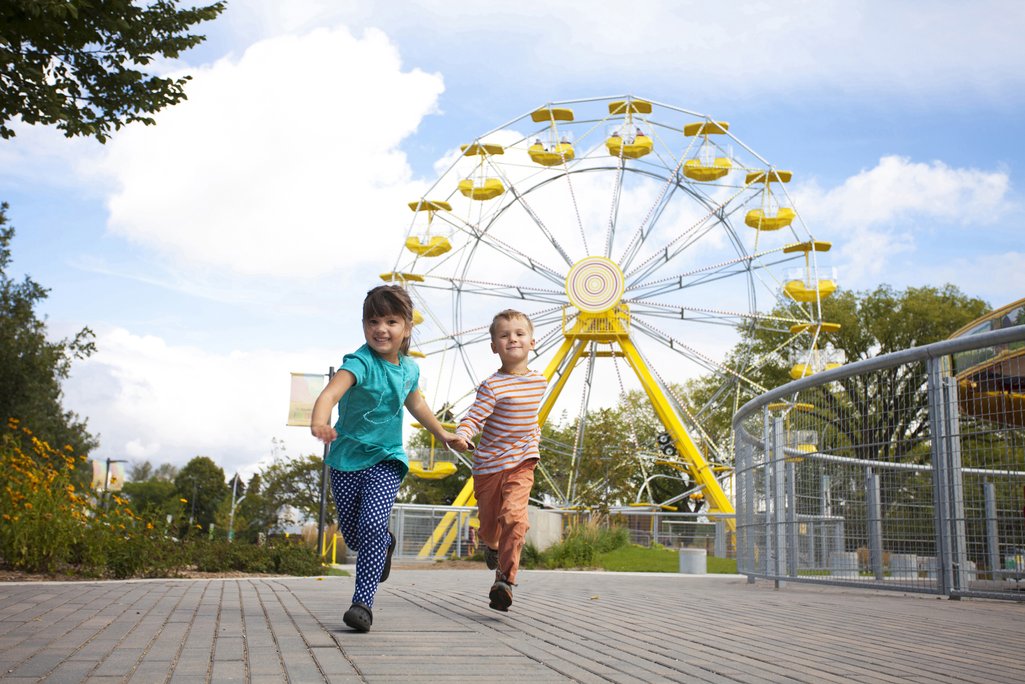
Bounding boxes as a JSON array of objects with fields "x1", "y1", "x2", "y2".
[
  {"x1": 63, "y1": 327, "x2": 333, "y2": 478},
  {"x1": 223, "y1": 0, "x2": 1025, "y2": 99},
  {"x1": 91, "y1": 25, "x2": 444, "y2": 278},
  {"x1": 792, "y1": 156, "x2": 1013, "y2": 284}
]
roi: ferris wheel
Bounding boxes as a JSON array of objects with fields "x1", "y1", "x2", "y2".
[{"x1": 386, "y1": 96, "x2": 838, "y2": 518}]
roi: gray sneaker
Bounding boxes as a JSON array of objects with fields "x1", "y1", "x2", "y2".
[
  {"x1": 483, "y1": 546, "x2": 499, "y2": 570},
  {"x1": 488, "y1": 580, "x2": 512, "y2": 612}
]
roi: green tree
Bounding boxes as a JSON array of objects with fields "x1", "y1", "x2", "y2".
[
  {"x1": 260, "y1": 452, "x2": 329, "y2": 531},
  {"x1": 122, "y1": 477, "x2": 177, "y2": 518},
  {"x1": 0, "y1": 204, "x2": 96, "y2": 457},
  {"x1": 232, "y1": 472, "x2": 274, "y2": 542},
  {"x1": 743, "y1": 285, "x2": 989, "y2": 464},
  {"x1": 0, "y1": 0, "x2": 225, "y2": 141},
  {"x1": 174, "y1": 456, "x2": 227, "y2": 534}
]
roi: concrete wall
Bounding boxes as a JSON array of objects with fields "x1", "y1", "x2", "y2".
[{"x1": 526, "y1": 506, "x2": 563, "y2": 551}]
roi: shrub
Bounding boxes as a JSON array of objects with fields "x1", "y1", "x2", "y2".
[
  {"x1": 0, "y1": 421, "x2": 326, "y2": 579},
  {"x1": 542, "y1": 523, "x2": 629, "y2": 569}
]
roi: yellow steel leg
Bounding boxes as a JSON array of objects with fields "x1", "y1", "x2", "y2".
[{"x1": 618, "y1": 336, "x2": 736, "y2": 528}]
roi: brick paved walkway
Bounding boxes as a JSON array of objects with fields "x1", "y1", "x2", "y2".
[{"x1": 1, "y1": 569, "x2": 1023, "y2": 682}]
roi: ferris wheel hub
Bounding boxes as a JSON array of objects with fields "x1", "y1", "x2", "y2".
[{"x1": 566, "y1": 256, "x2": 625, "y2": 313}]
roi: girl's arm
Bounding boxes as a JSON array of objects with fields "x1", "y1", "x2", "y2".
[
  {"x1": 310, "y1": 370, "x2": 356, "y2": 444},
  {"x1": 405, "y1": 390, "x2": 460, "y2": 449}
]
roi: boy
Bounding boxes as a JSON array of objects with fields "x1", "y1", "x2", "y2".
[{"x1": 451, "y1": 310, "x2": 547, "y2": 611}]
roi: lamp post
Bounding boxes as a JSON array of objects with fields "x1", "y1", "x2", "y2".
[
  {"x1": 317, "y1": 367, "x2": 335, "y2": 558},
  {"x1": 227, "y1": 474, "x2": 246, "y2": 543}
]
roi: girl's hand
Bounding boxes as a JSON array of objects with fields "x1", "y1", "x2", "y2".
[{"x1": 311, "y1": 424, "x2": 337, "y2": 444}]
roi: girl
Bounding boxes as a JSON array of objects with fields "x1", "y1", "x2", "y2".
[{"x1": 311, "y1": 284, "x2": 457, "y2": 632}]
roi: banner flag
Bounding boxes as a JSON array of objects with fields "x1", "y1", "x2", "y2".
[{"x1": 288, "y1": 372, "x2": 327, "y2": 426}]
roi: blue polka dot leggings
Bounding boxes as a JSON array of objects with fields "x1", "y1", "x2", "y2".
[{"x1": 330, "y1": 460, "x2": 402, "y2": 608}]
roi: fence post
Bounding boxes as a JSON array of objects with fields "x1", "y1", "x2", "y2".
[
  {"x1": 820, "y1": 474, "x2": 832, "y2": 569},
  {"x1": 928, "y1": 356, "x2": 953, "y2": 595},
  {"x1": 739, "y1": 440, "x2": 757, "y2": 581},
  {"x1": 985, "y1": 480, "x2": 1000, "y2": 580},
  {"x1": 867, "y1": 468, "x2": 884, "y2": 580},
  {"x1": 772, "y1": 416, "x2": 787, "y2": 587},
  {"x1": 786, "y1": 459, "x2": 798, "y2": 578},
  {"x1": 943, "y1": 375, "x2": 969, "y2": 593}
]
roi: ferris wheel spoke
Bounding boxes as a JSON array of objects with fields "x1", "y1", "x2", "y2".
[
  {"x1": 566, "y1": 345, "x2": 598, "y2": 503},
  {"x1": 623, "y1": 183, "x2": 755, "y2": 286},
  {"x1": 626, "y1": 298, "x2": 808, "y2": 328},
  {"x1": 486, "y1": 163, "x2": 576, "y2": 267},
  {"x1": 631, "y1": 318, "x2": 769, "y2": 395},
  {"x1": 415, "y1": 276, "x2": 568, "y2": 306},
  {"x1": 617, "y1": 180, "x2": 684, "y2": 273}
]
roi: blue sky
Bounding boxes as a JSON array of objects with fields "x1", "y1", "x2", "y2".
[{"x1": 1, "y1": 0, "x2": 1023, "y2": 479}]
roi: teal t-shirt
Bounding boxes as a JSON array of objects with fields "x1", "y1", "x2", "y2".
[{"x1": 325, "y1": 344, "x2": 419, "y2": 477}]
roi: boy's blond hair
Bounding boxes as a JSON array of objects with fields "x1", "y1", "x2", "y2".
[{"x1": 489, "y1": 309, "x2": 534, "y2": 339}]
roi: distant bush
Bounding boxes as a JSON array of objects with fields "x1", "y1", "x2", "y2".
[
  {"x1": 0, "y1": 420, "x2": 324, "y2": 579},
  {"x1": 541, "y1": 523, "x2": 629, "y2": 569}
]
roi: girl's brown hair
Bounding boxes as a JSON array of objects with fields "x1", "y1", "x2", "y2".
[{"x1": 363, "y1": 285, "x2": 414, "y2": 356}]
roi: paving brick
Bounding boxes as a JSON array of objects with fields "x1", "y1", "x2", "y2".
[{"x1": 0, "y1": 572, "x2": 1020, "y2": 683}]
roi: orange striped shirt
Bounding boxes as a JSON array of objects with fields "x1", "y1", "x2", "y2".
[{"x1": 456, "y1": 370, "x2": 547, "y2": 475}]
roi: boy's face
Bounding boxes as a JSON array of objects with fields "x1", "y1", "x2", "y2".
[{"x1": 490, "y1": 316, "x2": 535, "y2": 365}]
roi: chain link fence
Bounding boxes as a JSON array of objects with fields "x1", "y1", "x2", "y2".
[{"x1": 734, "y1": 325, "x2": 1025, "y2": 600}]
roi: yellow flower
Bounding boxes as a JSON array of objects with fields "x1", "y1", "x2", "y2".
[
  {"x1": 146, "y1": 522, "x2": 154, "y2": 530},
  {"x1": 24, "y1": 502, "x2": 32, "y2": 509},
  {"x1": 179, "y1": 498, "x2": 188, "y2": 503}
]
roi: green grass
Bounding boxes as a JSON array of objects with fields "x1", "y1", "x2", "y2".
[
  {"x1": 596, "y1": 544, "x2": 738, "y2": 573},
  {"x1": 321, "y1": 566, "x2": 350, "y2": 577}
]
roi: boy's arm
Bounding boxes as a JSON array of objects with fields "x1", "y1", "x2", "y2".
[
  {"x1": 455, "y1": 381, "x2": 495, "y2": 444},
  {"x1": 310, "y1": 370, "x2": 356, "y2": 444},
  {"x1": 405, "y1": 390, "x2": 459, "y2": 448}
]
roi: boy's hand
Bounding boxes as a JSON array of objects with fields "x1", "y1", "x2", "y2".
[
  {"x1": 311, "y1": 424, "x2": 337, "y2": 444},
  {"x1": 444, "y1": 433, "x2": 469, "y2": 452}
]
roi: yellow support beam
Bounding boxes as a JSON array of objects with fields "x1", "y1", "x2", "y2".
[
  {"x1": 617, "y1": 335, "x2": 736, "y2": 529},
  {"x1": 417, "y1": 477, "x2": 477, "y2": 558}
]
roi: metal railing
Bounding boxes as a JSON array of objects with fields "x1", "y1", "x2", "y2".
[
  {"x1": 357, "y1": 505, "x2": 738, "y2": 562},
  {"x1": 733, "y1": 325, "x2": 1025, "y2": 600}
]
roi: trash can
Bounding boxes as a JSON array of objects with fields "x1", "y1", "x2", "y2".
[{"x1": 679, "y1": 547, "x2": 707, "y2": 574}]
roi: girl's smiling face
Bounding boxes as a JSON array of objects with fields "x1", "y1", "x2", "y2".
[{"x1": 363, "y1": 313, "x2": 411, "y2": 363}]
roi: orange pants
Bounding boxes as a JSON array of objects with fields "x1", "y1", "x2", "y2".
[{"x1": 473, "y1": 459, "x2": 536, "y2": 584}]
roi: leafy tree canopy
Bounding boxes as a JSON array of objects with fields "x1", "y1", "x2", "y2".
[
  {"x1": 0, "y1": 204, "x2": 96, "y2": 456},
  {"x1": 1, "y1": 0, "x2": 225, "y2": 141},
  {"x1": 174, "y1": 455, "x2": 227, "y2": 533}
]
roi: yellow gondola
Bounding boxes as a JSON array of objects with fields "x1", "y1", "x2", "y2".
[
  {"x1": 457, "y1": 177, "x2": 505, "y2": 201},
  {"x1": 784, "y1": 278, "x2": 838, "y2": 302},
  {"x1": 744, "y1": 207, "x2": 796, "y2": 231},
  {"x1": 782, "y1": 241, "x2": 836, "y2": 302},
  {"x1": 529, "y1": 108, "x2": 576, "y2": 166},
  {"x1": 405, "y1": 200, "x2": 452, "y2": 256},
  {"x1": 683, "y1": 158, "x2": 732, "y2": 181},
  {"x1": 529, "y1": 142, "x2": 575, "y2": 166},
  {"x1": 405, "y1": 235, "x2": 451, "y2": 257},
  {"x1": 408, "y1": 420, "x2": 460, "y2": 479},
  {"x1": 606, "y1": 99, "x2": 653, "y2": 159},
  {"x1": 606, "y1": 132, "x2": 652, "y2": 159},
  {"x1": 459, "y1": 143, "x2": 505, "y2": 200},
  {"x1": 682, "y1": 120, "x2": 732, "y2": 181},
  {"x1": 379, "y1": 272, "x2": 425, "y2": 283}
]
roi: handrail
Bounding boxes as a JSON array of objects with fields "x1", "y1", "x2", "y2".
[{"x1": 733, "y1": 325, "x2": 1025, "y2": 434}]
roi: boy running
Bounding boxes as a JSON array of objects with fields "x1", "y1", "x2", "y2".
[{"x1": 451, "y1": 309, "x2": 547, "y2": 611}]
